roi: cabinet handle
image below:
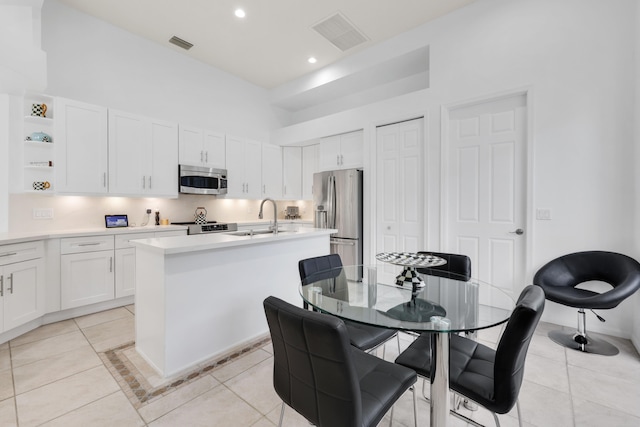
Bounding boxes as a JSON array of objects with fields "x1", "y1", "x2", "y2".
[
  {"x1": 148, "y1": 176, "x2": 152, "y2": 189},
  {"x1": 7, "y1": 273, "x2": 13, "y2": 294},
  {"x1": 109, "y1": 257, "x2": 113, "y2": 273},
  {"x1": 0, "y1": 252, "x2": 17, "y2": 258},
  {"x1": 263, "y1": 185, "x2": 266, "y2": 194},
  {"x1": 337, "y1": 154, "x2": 340, "y2": 165},
  {"x1": 103, "y1": 172, "x2": 107, "y2": 187},
  {"x1": 200, "y1": 151, "x2": 204, "y2": 163},
  {"x1": 78, "y1": 242, "x2": 101, "y2": 247},
  {"x1": 246, "y1": 183, "x2": 249, "y2": 193},
  {"x1": 0, "y1": 276, "x2": 3, "y2": 297},
  {"x1": 205, "y1": 151, "x2": 209, "y2": 163},
  {"x1": 142, "y1": 176, "x2": 146, "y2": 189}
]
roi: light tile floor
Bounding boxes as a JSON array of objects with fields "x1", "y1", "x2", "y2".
[{"x1": 1, "y1": 305, "x2": 639, "y2": 426}]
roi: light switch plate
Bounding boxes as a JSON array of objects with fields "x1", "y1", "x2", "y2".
[
  {"x1": 33, "y1": 208, "x2": 54, "y2": 219},
  {"x1": 536, "y1": 208, "x2": 551, "y2": 220}
]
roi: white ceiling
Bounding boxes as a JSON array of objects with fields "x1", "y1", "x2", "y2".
[{"x1": 56, "y1": 0, "x2": 475, "y2": 90}]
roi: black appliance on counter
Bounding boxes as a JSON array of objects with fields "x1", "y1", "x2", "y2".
[{"x1": 172, "y1": 221, "x2": 238, "y2": 235}]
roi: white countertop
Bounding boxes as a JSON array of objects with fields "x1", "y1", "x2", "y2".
[
  {"x1": 0, "y1": 225, "x2": 188, "y2": 245},
  {"x1": 131, "y1": 227, "x2": 336, "y2": 255}
]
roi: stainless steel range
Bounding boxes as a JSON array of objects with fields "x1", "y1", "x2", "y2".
[{"x1": 172, "y1": 221, "x2": 238, "y2": 235}]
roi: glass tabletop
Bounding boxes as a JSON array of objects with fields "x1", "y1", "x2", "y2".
[{"x1": 300, "y1": 264, "x2": 515, "y2": 333}]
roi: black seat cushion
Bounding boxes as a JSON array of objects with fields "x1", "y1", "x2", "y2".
[
  {"x1": 534, "y1": 251, "x2": 640, "y2": 309},
  {"x1": 395, "y1": 285, "x2": 544, "y2": 415},
  {"x1": 264, "y1": 296, "x2": 416, "y2": 427},
  {"x1": 416, "y1": 251, "x2": 472, "y2": 282}
]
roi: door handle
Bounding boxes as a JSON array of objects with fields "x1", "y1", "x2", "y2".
[
  {"x1": 510, "y1": 228, "x2": 524, "y2": 235},
  {"x1": 330, "y1": 239, "x2": 355, "y2": 246}
]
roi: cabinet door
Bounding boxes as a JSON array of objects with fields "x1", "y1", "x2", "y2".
[
  {"x1": 203, "y1": 130, "x2": 226, "y2": 169},
  {"x1": 108, "y1": 109, "x2": 146, "y2": 195},
  {"x1": 262, "y1": 144, "x2": 282, "y2": 199},
  {"x1": 225, "y1": 135, "x2": 246, "y2": 197},
  {"x1": 339, "y1": 130, "x2": 363, "y2": 169},
  {"x1": 61, "y1": 251, "x2": 114, "y2": 309},
  {"x1": 148, "y1": 119, "x2": 178, "y2": 197},
  {"x1": 2, "y1": 259, "x2": 45, "y2": 331},
  {"x1": 179, "y1": 125, "x2": 204, "y2": 165},
  {"x1": 115, "y1": 248, "x2": 136, "y2": 298},
  {"x1": 56, "y1": 98, "x2": 108, "y2": 193},
  {"x1": 302, "y1": 144, "x2": 319, "y2": 200},
  {"x1": 319, "y1": 135, "x2": 340, "y2": 171},
  {"x1": 245, "y1": 139, "x2": 263, "y2": 199},
  {"x1": 282, "y1": 146, "x2": 302, "y2": 199}
]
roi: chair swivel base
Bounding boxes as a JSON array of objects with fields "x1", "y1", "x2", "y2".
[{"x1": 548, "y1": 330, "x2": 619, "y2": 356}]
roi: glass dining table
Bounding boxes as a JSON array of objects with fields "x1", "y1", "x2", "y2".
[{"x1": 299, "y1": 264, "x2": 515, "y2": 427}]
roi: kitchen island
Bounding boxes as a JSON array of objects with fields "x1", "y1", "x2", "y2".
[{"x1": 131, "y1": 227, "x2": 334, "y2": 378}]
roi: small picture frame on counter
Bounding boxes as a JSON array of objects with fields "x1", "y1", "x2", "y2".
[{"x1": 105, "y1": 214, "x2": 128, "y2": 228}]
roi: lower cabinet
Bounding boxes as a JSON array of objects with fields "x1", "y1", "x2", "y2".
[
  {"x1": 61, "y1": 249, "x2": 115, "y2": 310},
  {"x1": 0, "y1": 241, "x2": 46, "y2": 332},
  {"x1": 115, "y1": 248, "x2": 136, "y2": 298}
]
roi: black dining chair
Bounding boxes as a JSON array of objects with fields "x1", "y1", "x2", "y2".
[
  {"x1": 395, "y1": 285, "x2": 545, "y2": 427},
  {"x1": 416, "y1": 251, "x2": 472, "y2": 281},
  {"x1": 299, "y1": 254, "x2": 400, "y2": 355},
  {"x1": 263, "y1": 296, "x2": 417, "y2": 427},
  {"x1": 533, "y1": 250, "x2": 640, "y2": 355}
]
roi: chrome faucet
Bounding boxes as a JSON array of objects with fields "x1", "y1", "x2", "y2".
[{"x1": 258, "y1": 198, "x2": 278, "y2": 234}]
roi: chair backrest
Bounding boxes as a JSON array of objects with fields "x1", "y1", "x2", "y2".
[
  {"x1": 416, "y1": 251, "x2": 472, "y2": 281},
  {"x1": 298, "y1": 253, "x2": 343, "y2": 284},
  {"x1": 263, "y1": 296, "x2": 362, "y2": 427},
  {"x1": 493, "y1": 285, "x2": 545, "y2": 413},
  {"x1": 533, "y1": 251, "x2": 640, "y2": 309}
]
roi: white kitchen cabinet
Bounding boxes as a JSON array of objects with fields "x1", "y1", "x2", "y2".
[
  {"x1": 61, "y1": 236, "x2": 114, "y2": 309},
  {"x1": 282, "y1": 146, "x2": 302, "y2": 200},
  {"x1": 0, "y1": 241, "x2": 45, "y2": 332},
  {"x1": 226, "y1": 135, "x2": 262, "y2": 199},
  {"x1": 262, "y1": 143, "x2": 282, "y2": 199},
  {"x1": 302, "y1": 144, "x2": 319, "y2": 200},
  {"x1": 179, "y1": 125, "x2": 226, "y2": 169},
  {"x1": 319, "y1": 130, "x2": 363, "y2": 171},
  {"x1": 55, "y1": 97, "x2": 108, "y2": 194},
  {"x1": 109, "y1": 109, "x2": 178, "y2": 197}
]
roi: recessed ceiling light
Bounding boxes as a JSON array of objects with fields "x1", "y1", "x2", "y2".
[
  {"x1": 308, "y1": 57, "x2": 317, "y2": 64},
  {"x1": 235, "y1": 9, "x2": 246, "y2": 18}
]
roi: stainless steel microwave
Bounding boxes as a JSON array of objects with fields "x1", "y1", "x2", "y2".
[{"x1": 179, "y1": 164, "x2": 228, "y2": 195}]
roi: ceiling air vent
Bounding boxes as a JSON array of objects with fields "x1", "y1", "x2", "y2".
[
  {"x1": 312, "y1": 12, "x2": 368, "y2": 52},
  {"x1": 169, "y1": 35, "x2": 194, "y2": 50}
]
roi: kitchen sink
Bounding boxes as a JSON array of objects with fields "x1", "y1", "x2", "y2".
[{"x1": 226, "y1": 229, "x2": 292, "y2": 237}]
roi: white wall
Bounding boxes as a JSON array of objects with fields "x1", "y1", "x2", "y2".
[
  {"x1": 272, "y1": 0, "x2": 639, "y2": 338},
  {"x1": 41, "y1": 0, "x2": 290, "y2": 140}
]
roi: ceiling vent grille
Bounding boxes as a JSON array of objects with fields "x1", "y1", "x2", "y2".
[
  {"x1": 312, "y1": 12, "x2": 368, "y2": 52},
  {"x1": 169, "y1": 35, "x2": 194, "y2": 50}
]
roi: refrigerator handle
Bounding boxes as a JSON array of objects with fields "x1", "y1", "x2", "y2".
[{"x1": 327, "y1": 175, "x2": 336, "y2": 229}]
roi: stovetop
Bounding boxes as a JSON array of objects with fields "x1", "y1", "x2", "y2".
[{"x1": 172, "y1": 221, "x2": 238, "y2": 235}]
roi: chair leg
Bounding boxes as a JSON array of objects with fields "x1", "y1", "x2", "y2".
[
  {"x1": 516, "y1": 399, "x2": 523, "y2": 427},
  {"x1": 278, "y1": 402, "x2": 285, "y2": 427},
  {"x1": 413, "y1": 385, "x2": 418, "y2": 427},
  {"x1": 388, "y1": 405, "x2": 394, "y2": 427},
  {"x1": 491, "y1": 411, "x2": 501, "y2": 427},
  {"x1": 397, "y1": 333, "x2": 402, "y2": 355}
]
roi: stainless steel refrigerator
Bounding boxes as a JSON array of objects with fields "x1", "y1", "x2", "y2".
[{"x1": 313, "y1": 169, "x2": 363, "y2": 280}]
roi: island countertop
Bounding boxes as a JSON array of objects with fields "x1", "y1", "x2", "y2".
[{"x1": 130, "y1": 227, "x2": 337, "y2": 255}]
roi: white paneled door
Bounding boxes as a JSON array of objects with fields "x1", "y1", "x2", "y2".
[
  {"x1": 445, "y1": 95, "x2": 526, "y2": 300},
  {"x1": 376, "y1": 118, "x2": 424, "y2": 283}
]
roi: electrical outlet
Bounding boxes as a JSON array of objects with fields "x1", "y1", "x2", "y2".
[
  {"x1": 536, "y1": 208, "x2": 552, "y2": 220},
  {"x1": 33, "y1": 208, "x2": 54, "y2": 219}
]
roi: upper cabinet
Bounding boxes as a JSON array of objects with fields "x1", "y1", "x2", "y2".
[
  {"x1": 319, "y1": 130, "x2": 363, "y2": 171},
  {"x1": 109, "y1": 110, "x2": 178, "y2": 197},
  {"x1": 282, "y1": 146, "x2": 302, "y2": 200},
  {"x1": 55, "y1": 97, "x2": 108, "y2": 194},
  {"x1": 262, "y1": 144, "x2": 283, "y2": 199},
  {"x1": 302, "y1": 144, "x2": 319, "y2": 200},
  {"x1": 179, "y1": 125, "x2": 226, "y2": 169},
  {"x1": 225, "y1": 135, "x2": 262, "y2": 199}
]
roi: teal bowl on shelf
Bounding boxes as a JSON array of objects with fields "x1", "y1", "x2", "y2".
[{"x1": 29, "y1": 131, "x2": 52, "y2": 142}]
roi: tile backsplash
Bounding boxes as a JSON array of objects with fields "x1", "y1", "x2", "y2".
[{"x1": 8, "y1": 194, "x2": 313, "y2": 233}]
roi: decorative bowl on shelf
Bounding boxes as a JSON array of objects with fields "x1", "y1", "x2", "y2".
[{"x1": 29, "y1": 131, "x2": 52, "y2": 142}]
